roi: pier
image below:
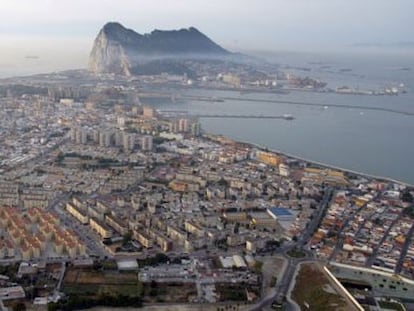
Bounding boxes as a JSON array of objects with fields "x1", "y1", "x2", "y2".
[
  {"x1": 199, "y1": 114, "x2": 294, "y2": 120},
  {"x1": 158, "y1": 110, "x2": 295, "y2": 120},
  {"x1": 140, "y1": 92, "x2": 414, "y2": 117}
]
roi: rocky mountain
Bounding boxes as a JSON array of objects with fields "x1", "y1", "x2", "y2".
[{"x1": 88, "y1": 22, "x2": 231, "y2": 75}]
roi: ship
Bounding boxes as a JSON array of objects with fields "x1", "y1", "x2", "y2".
[{"x1": 282, "y1": 114, "x2": 295, "y2": 120}]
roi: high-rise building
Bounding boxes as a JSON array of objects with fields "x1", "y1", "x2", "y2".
[
  {"x1": 81, "y1": 129, "x2": 88, "y2": 145},
  {"x1": 191, "y1": 122, "x2": 201, "y2": 137},
  {"x1": 143, "y1": 106, "x2": 154, "y2": 118},
  {"x1": 92, "y1": 129, "x2": 100, "y2": 143},
  {"x1": 123, "y1": 134, "x2": 135, "y2": 152},
  {"x1": 70, "y1": 127, "x2": 77, "y2": 141},
  {"x1": 131, "y1": 106, "x2": 141, "y2": 115},
  {"x1": 169, "y1": 120, "x2": 179, "y2": 133},
  {"x1": 117, "y1": 116, "x2": 126, "y2": 128},
  {"x1": 75, "y1": 127, "x2": 88, "y2": 145},
  {"x1": 141, "y1": 135, "x2": 153, "y2": 151},
  {"x1": 178, "y1": 118, "x2": 189, "y2": 132},
  {"x1": 114, "y1": 131, "x2": 124, "y2": 147},
  {"x1": 99, "y1": 130, "x2": 112, "y2": 147}
]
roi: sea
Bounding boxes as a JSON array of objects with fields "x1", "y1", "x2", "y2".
[
  {"x1": 151, "y1": 50, "x2": 414, "y2": 185},
  {"x1": 1, "y1": 50, "x2": 414, "y2": 185}
]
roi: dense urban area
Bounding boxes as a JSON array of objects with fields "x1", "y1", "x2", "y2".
[{"x1": 0, "y1": 67, "x2": 412, "y2": 311}]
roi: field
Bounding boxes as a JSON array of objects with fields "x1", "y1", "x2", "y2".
[
  {"x1": 378, "y1": 300, "x2": 405, "y2": 311},
  {"x1": 291, "y1": 263, "x2": 351, "y2": 311},
  {"x1": 141, "y1": 282, "x2": 197, "y2": 303},
  {"x1": 63, "y1": 268, "x2": 140, "y2": 297},
  {"x1": 63, "y1": 268, "x2": 197, "y2": 303},
  {"x1": 64, "y1": 269, "x2": 138, "y2": 284},
  {"x1": 260, "y1": 256, "x2": 286, "y2": 295}
]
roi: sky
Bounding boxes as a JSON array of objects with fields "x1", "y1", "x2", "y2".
[{"x1": 0, "y1": 0, "x2": 413, "y2": 76}]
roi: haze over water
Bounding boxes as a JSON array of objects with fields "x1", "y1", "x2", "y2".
[
  {"x1": 153, "y1": 51, "x2": 414, "y2": 185},
  {"x1": 1, "y1": 33, "x2": 413, "y2": 184}
]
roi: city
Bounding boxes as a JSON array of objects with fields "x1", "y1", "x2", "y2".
[
  {"x1": 0, "y1": 1, "x2": 414, "y2": 311},
  {"x1": 0, "y1": 68, "x2": 412, "y2": 310}
]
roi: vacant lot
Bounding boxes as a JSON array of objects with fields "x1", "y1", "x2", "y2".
[
  {"x1": 86, "y1": 303, "x2": 252, "y2": 311},
  {"x1": 63, "y1": 268, "x2": 140, "y2": 297},
  {"x1": 291, "y1": 263, "x2": 350, "y2": 311},
  {"x1": 141, "y1": 282, "x2": 197, "y2": 303},
  {"x1": 260, "y1": 255, "x2": 286, "y2": 295},
  {"x1": 63, "y1": 268, "x2": 196, "y2": 303},
  {"x1": 64, "y1": 269, "x2": 137, "y2": 284}
]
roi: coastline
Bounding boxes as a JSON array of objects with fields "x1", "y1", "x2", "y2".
[{"x1": 223, "y1": 136, "x2": 414, "y2": 188}]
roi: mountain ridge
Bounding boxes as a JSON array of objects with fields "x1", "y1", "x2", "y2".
[{"x1": 88, "y1": 22, "x2": 230, "y2": 75}]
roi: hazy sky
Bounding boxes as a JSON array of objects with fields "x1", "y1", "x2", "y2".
[{"x1": 0, "y1": 0, "x2": 413, "y2": 75}]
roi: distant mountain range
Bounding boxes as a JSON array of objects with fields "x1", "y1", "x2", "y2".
[
  {"x1": 351, "y1": 41, "x2": 414, "y2": 48},
  {"x1": 88, "y1": 22, "x2": 232, "y2": 75}
]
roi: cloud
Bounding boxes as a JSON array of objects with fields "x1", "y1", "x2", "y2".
[{"x1": 0, "y1": 0, "x2": 412, "y2": 51}]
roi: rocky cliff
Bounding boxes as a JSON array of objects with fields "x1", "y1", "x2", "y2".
[{"x1": 88, "y1": 22, "x2": 230, "y2": 75}]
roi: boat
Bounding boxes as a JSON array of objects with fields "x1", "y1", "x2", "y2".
[{"x1": 282, "y1": 114, "x2": 295, "y2": 120}]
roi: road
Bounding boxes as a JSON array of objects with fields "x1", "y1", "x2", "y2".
[
  {"x1": 329, "y1": 185, "x2": 389, "y2": 263},
  {"x1": 395, "y1": 222, "x2": 414, "y2": 273},
  {"x1": 365, "y1": 212, "x2": 404, "y2": 267},
  {"x1": 51, "y1": 261, "x2": 66, "y2": 302},
  {"x1": 50, "y1": 197, "x2": 112, "y2": 259},
  {"x1": 248, "y1": 188, "x2": 334, "y2": 311},
  {"x1": 328, "y1": 203, "x2": 366, "y2": 262},
  {"x1": 299, "y1": 187, "x2": 333, "y2": 248}
]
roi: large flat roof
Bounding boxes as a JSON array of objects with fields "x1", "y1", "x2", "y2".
[
  {"x1": 117, "y1": 259, "x2": 139, "y2": 270},
  {"x1": 268, "y1": 207, "x2": 293, "y2": 217}
]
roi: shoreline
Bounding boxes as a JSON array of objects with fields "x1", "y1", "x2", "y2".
[{"x1": 218, "y1": 135, "x2": 414, "y2": 188}]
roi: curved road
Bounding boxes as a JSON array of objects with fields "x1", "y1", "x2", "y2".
[{"x1": 248, "y1": 188, "x2": 333, "y2": 311}]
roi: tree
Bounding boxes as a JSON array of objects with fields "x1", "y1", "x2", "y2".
[
  {"x1": 12, "y1": 302, "x2": 26, "y2": 311},
  {"x1": 404, "y1": 206, "x2": 414, "y2": 217},
  {"x1": 217, "y1": 178, "x2": 228, "y2": 187},
  {"x1": 136, "y1": 281, "x2": 144, "y2": 297},
  {"x1": 401, "y1": 190, "x2": 413, "y2": 203},
  {"x1": 122, "y1": 230, "x2": 133, "y2": 246}
]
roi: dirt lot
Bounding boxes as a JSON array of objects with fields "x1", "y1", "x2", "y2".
[
  {"x1": 63, "y1": 267, "x2": 197, "y2": 303},
  {"x1": 259, "y1": 255, "x2": 287, "y2": 295},
  {"x1": 291, "y1": 263, "x2": 357, "y2": 311},
  {"x1": 64, "y1": 269, "x2": 137, "y2": 284},
  {"x1": 63, "y1": 268, "x2": 140, "y2": 297},
  {"x1": 86, "y1": 303, "x2": 252, "y2": 311}
]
